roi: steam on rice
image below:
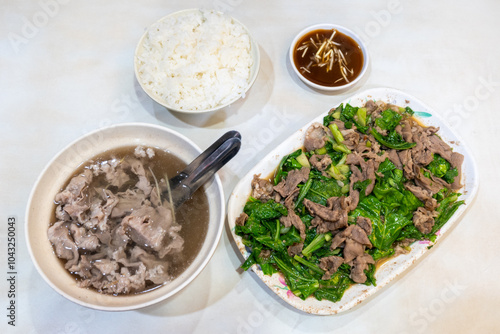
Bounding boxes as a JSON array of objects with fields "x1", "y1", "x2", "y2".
[{"x1": 136, "y1": 9, "x2": 253, "y2": 111}]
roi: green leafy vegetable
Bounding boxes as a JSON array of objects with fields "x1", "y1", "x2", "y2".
[
  {"x1": 323, "y1": 105, "x2": 343, "y2": 126},
  {"x1": 294, "y1": 255, "x2": 325, "y2": 275},
  {"x1": 403, "y1": 106, "x2": 415, "y2": 116},
  {"x1": 273, "y1": 254, "x2": 319, "y2": 299},
  {"x1": 235, "y1": 215, "x2": 268, "y2": 237},
  {"x1": 369, "y1": 248, "x2": 395, "y2": 262},
  {"x1": 398, "y1": 190, "x2": 465, "y2": 242},
  {"x1": 356, "y1": 107, "x2": 367, "y2": 127},
  {"x1": 328, "y1": 123, "x2": 344, "y2": 144},
  {"x1": 304, "y1": 178, "x2": 343, "y2": 206},
  {"x1": 370, "y1": 128, "x2": 416, "y2": 150},
  {"x1": 375, "y1": 109, "x2": 402, "y2": 131},
  {"x1": 314, "y1": 264, "x2": 353, "y2": 302},
  {"x1": 331, "y1": 142, "x2": 351, "y2": 154},
  {"x1": 341, "y1": 103, "x2": 370, "y2": 133},
  {"x1": 377, "y1": 158, "x2": 397, "y2": 174},
  {"x1": 302, "y1": 233, "x2": 332, "y2": 258},
  {"x1": 240, "y1": 246, "x2": 262, "y2": 271},
  {"x1": 255, "y1": 235, "x2": 286, "y2": 252},
  {"x1": 241, "y1": 247, "x2": 276, "y2": 275},
  {"x1": 257, "y1": 256, "x2": 277, "y2": 276},
  {"x1": 427, "y1": 154, "x2": 458, "y2": 184},
  {"x1": 431, "y1": 193, "x2": 464, "y2": 234},
  {"x1": 364, "y1": 264, "x2": 377, "y2": 286},
  {"x1": 350, "y1": 195, "x2": 412, "y2": 250},
  {"x1": 399, "y1": 190, "x2": 424, "y2": 217},
  {"x1": 322, "y1": 141, "x2": 345, "y2": 165},
  {"x1": 244, "y1": 200, "x2": 287, "y2": 220},
  {"x1": 371, "y1": 158, "x2": 423, "y2": 217},
  {"x1": 281, "y1": 226, "x2": 302, "y2": 246},
  {"x1": 296, "y1": 177, "x2": 313, "y2": 206},
  {"x1": 372, "y1": 212, "x2": 412, "y2": 250},
  {"x1": 327, "y1": 103, "x2": 370, "y2": 133},
  {"x1": 353, "y1": 179, "x2": 372, "y2": 199},
  {"x1": 314, "y1": 247, "x2": 341, "y2": 259},
  {"x1": 274, "y1": 149, "x2": 303, "y2": 185},
  {"x1": 326, "y1": 164, "x2": 346, "y2": 181},
  {"x1": 397, "y1": 223, "x2": 427, "y2": 242},
  {"x1": 296, "y1": 152, "x2": 311, "y2": 168},
  {"x1": 341, "y1": 103, "x2": 358, "y2": 121}
]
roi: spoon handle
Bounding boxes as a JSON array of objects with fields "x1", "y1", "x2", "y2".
[
  {"x1": 168, "y1": 131, "x2": 241, "y2": 209},
  {"x1": 169, "y1": 130, "x2": 241, "y2": 185}
]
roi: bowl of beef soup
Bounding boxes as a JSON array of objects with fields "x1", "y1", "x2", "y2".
[{"x1": 26, "y1": 123, "x2": 225, "y2": 311}]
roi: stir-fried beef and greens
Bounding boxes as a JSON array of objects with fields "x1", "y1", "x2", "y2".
[{"x1": 235, "y1": 100, "x2": 465, "y2": 303}]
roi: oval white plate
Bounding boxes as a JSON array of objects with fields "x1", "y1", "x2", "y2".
[{"x1": 227, "y1": 87, "x2": 479, "y2": 315}]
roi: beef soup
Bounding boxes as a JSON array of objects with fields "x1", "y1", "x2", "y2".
[{"x1": 48, "y1": 146, "x2": 209, "y2": 295}]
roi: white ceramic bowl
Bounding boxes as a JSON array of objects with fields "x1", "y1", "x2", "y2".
[
  {"x1": 134, "y1": 9, "x2": 260, "y2": 114},
  {"x1": 289, "y1": 23, "x2": 369, "y2": 92},
  {"x1": 227, "y1": 88, "x2": 478, "y2": 315},
  {"x1": 25, "y1": 123, "x2": 225, "y2": 311}
]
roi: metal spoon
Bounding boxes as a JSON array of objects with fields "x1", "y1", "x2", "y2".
[{"x1": 166, "y1": 131, "x2": 241, "y2": 209}]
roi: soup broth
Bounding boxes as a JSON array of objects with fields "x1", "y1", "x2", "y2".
[{"x1": 48, "y1": 146, "x2": 209, "y2": 295}]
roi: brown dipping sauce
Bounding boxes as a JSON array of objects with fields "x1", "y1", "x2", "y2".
[{"x1": 293, "y1": 29, "x2": 364, "y2": 87}]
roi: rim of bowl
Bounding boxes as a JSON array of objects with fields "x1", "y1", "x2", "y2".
[
  {"x1": 25, "y1": 123, "x2": 225, "y2": 311},
  {"x1": 289, "y1": 23, "x2": 369, "y2": 91},
  {"x1": 134, "y1": 8, "x2": 261, "y2": 114}
]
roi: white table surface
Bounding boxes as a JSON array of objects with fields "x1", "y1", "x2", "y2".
[{"x1": 1, "y1": 0, "x2": 499, "y2": 333}]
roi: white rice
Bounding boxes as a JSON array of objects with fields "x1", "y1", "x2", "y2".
[{"x1": 136, "y1": 9, "x2": 254, "y2": 111}]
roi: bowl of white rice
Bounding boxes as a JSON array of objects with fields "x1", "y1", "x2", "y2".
[{"x1": 135, "y1": 9, "x2": 260, "y2": 113}]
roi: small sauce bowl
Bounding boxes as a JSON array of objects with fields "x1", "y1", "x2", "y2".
[{"x1": 289, "y1": 24, "x2": 369, "y2": 92}]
